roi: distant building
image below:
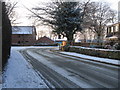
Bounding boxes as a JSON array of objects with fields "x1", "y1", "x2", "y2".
[
  {"x1": 36, "y1": 36, "x2": 55, "y2": 45},
  {"x1": 12, "y1": 26, "x2": 37, "y2": 45},
  {"x1": 76, "y1": 28, "x2": 96, "y2": 43},
  {"x1": 106, "y1": 22, "x2": 120, "y2": 44}
]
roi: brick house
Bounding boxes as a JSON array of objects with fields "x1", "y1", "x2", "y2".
[
  {"x1": 36, "y1": 36, "x2": 55, "y2": 45},
  {"x1": 12, "y1": 26, "x2": 37, "y2": 45},
  {"x1": 106, "y1": 22, "x2": 120, "y2": 44}
]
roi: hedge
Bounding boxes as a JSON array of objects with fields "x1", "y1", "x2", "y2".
[{"x1": 63, "y1": 46, "x2": 120, "y2": 60}]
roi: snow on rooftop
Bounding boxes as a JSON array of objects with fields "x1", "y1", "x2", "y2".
[
  {"x1": 106, "y1": 23, "x2": 114, "y2": 26},
  {"x1": 107, "y1": 22, "x2": 120, "y2": 26},
  {"x1": 55, "y1": 38, "x2": 67, "y2": 41},
  {"x1": 12, "y1": 26, "x2": 35, "y2": 34}
]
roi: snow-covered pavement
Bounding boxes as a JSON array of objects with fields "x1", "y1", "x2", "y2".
[
  {"x1": 2, "y1": 47, "x2": 48, "y2": 88},
  {"x1": 0, "y1": 72, "x2": 2, "y2": 90},
  {"x1": 59, "y1": 51, "x2": 120, "y2": 66}
]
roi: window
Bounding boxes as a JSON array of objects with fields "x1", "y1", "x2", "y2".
[
  {"x1": 107, "y1": 28, "x2": 109, "y2": 34},
  {"x1": 109, "y1": 27, "x2": 111, "y2": 33},
  {"x1": 113, "y1": 26, "x2": 115, "y2": 31},
  {"x1": 111, "y1": 27, "x2": 113, "y2": 32},
  {"x1": 115, "y1": 25, "x2": 118, "y2": 32}
]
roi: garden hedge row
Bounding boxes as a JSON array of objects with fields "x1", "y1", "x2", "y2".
[{"x1": 63, "y1": 46, "x2": 120, "y2": 60}]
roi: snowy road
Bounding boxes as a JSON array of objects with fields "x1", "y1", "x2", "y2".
[{"x1": 20, "y1": 47, "x2": 119, "y2": 88}]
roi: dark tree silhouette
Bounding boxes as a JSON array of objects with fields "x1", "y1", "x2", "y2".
[
  {"x1": 29, "y1": 1, "x2": 90, "y2": 45},
  {"x1": 2, "y1": 2, "x2": 12, "y2": 68}
]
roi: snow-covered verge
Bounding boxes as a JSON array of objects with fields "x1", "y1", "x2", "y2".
[
  {"x1": 2, "y1": 46, "x2": 48, "y2": 88},
  {"x1": 65, "y1": 46, "x2": 120, "y2": 60},
  {"x1": 70, "y1": 46, "x2": 120, "y2": 51},
  {"x1": 0, "y1": 71, "x2": 2, "y2": 90},
  {"x1": 60, "y1": 51, "x2": 120, "y2": 65}
]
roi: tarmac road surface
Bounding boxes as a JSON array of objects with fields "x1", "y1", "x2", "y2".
[{"x1": 20, "y1": 47, "x2": 119, "y2": 88}]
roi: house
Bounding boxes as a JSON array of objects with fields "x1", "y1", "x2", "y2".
[
  {"x1": 106, "y1": 22, "x2": 120, "y2": 44},
  {"x1": 36, "y1": 36, "x2": 55, "y2": 45},
  {"x1": 12, "y1": 26, "x2": 37, "y2": 45},
  {"x1": 75, "y1": 28, "x2": 96, "y2": 43}
]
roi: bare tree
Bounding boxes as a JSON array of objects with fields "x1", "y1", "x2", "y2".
[
  {"x1": 83, "y1": 2, "x2": 117, "y2": 44},
  {"x1": 5, "y1": 1, "x2": 18, "y2": 24},
  {"x1": 38, "y1": 30, "x2": 45, "y2": 38}
]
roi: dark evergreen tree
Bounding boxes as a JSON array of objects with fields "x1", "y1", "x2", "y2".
[
  {"x1": 30, "y1": 1, "x2": 88, "y2": 45},
  {"x1": 51, "y1": 2, "x2": 83, "y2": 45},
  {"x1": 2, "y1": 2, "x2": 12, "y2": 68}
]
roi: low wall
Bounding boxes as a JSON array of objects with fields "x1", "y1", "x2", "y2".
[{"x1": 63, "y1": 46, "x2": 120, "y2": 60}]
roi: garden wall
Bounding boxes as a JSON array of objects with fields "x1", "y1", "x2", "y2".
[{"x1": 64, "y1": 46, "x2": 120, "y2": 60}]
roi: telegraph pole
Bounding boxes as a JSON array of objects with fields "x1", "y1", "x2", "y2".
[{"x1": 0, "y1": 1, "x2": 2, "y2": 71}]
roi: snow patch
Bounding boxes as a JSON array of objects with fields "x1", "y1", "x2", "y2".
[
  {"x1": 3, "y1": 47, "x2": 48, "y2": 88},
  {"x1": 0, "y1": 72, "x2": 2, "y2": 90},
  {"x1": 71, "y1": 46, "x2": 120, "y2": 51},
  {"x1": 60, "y1": 51, "x2": 120, "y2": 65}
]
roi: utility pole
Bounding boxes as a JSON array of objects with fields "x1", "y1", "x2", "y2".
[{"x1": 0, "y1": 1, "x2": 2, "y2": 71}]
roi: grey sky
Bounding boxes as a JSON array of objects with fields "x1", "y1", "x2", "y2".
[{"x1": 5, "y1": 0, "x2": 120, "y2": 26}]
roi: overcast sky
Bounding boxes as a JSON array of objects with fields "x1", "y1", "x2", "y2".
[{"x1": 5, "y1": 0, "x2": 120, "y2": 28}]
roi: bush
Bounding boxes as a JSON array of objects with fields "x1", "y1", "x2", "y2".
[
  {"x1": 113, "y1": 43, "x2": 120, "y2": 50},
  {"x1": 64, "y1": 46, "x2": 120, "y2": 60},
  {"x1": 89, "y1": 45, "x2": 104, "y2": 49},
  {"x1": 63, "y1": 44, "x2": 70, "y2": 51}
]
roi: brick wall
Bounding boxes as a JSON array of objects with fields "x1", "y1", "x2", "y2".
[{"x1": 12, "y1": 34, "x2": 36, "y2": 45}]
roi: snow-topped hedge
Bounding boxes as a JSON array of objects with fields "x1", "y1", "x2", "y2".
[{"x1": 63, "y1": 46, "x2": 120, "y2": 60}]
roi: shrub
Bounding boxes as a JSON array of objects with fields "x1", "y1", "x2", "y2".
[{"x1": 113, "y1": 43, "x2": 120, "y2": 50}]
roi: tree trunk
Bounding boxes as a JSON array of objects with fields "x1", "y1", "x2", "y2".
[
  {"x1": 97, "y1": 34, "x2": 102, "y2": 45},
  {"x1": 67, "y1": 34, "x2": 74, "y2": 45},
  {"x1": 58, "y1": 34, "x2": 61, "y2": 39}
]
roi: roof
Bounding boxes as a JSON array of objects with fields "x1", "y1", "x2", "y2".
[
  {"x1": 107, "y1": 22, "x2": 120, "y2": 27},
  {"x1": 37, "y1": 36, "x2": 54, "y2": 41},
  {"x1": 55, "y1": 38, "x2": 67, "y2": 42},
  {"x1": 36, "y1": 36, "x2": 54, "y2": 44},
  {"x1": 12, "y1": 26, "x2": 36, "y2": 34}
]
